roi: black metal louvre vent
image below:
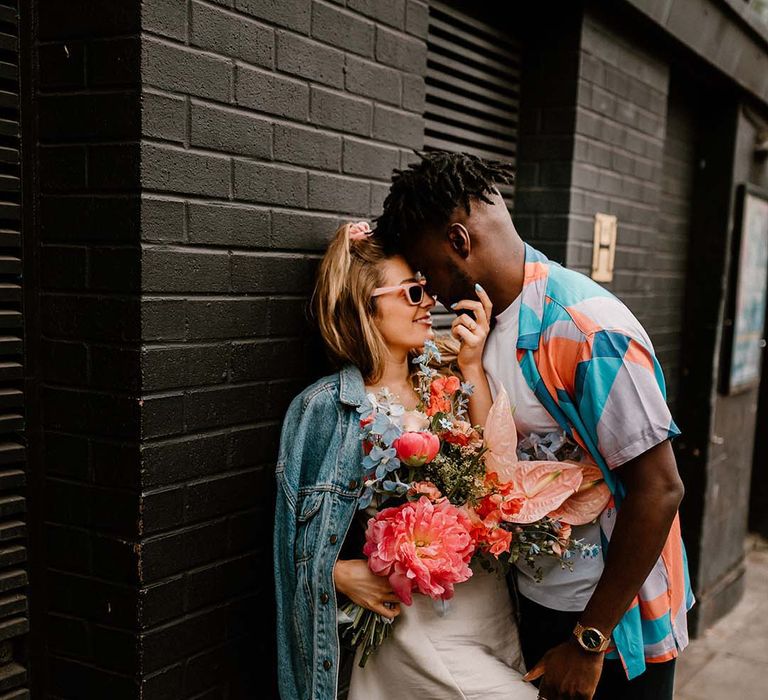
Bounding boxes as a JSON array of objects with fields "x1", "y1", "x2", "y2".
[
  {"x1": 425, "y1": 1, "x2": 520, "y2": 329},
  {"x1": 0, "y1": 0, "x2": 28, "y2": 696}
]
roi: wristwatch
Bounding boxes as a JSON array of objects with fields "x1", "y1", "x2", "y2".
[{"x1": 573, "y1": 622, "x2": 610, "y2": 653}]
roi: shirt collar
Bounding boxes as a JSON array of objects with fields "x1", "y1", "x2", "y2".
[
  {"x1": 517, "y1": 243, "x2": 552, "y2": 350},
  {"x1": 338, "y1": 364, "x2": 366, "y2": 407}
]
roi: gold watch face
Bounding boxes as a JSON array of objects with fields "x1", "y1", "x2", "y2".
[{"x1": 581, "y1": 628, "x2": 604, "y2": 650}]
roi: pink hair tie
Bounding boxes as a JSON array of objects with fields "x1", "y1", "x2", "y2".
[{"x1": 349, "y1": 221, "x2": 373, "y2": 240}]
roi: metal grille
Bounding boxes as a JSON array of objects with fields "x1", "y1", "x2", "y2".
[
  {"x1": 0, "y1": 0, "x2": 28, "y2": 695},
  {"x1": 425, "y1": 1, "x2": 520, "y2": 192},
  {"x1": 425, "y1": 1, "x2": 521, "y2": 328}
]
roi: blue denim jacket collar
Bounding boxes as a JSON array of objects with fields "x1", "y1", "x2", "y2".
[{"x1": 339, "y1": 364, "x2": 366, "y2": 407}]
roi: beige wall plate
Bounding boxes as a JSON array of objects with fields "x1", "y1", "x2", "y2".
[{"x1": 592, "y1": 213, "x2": 618, "y2": 282}]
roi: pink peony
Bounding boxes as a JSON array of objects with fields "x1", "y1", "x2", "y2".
[
  {"x1": 363, "y1": 497, "x2": 476, "y2": 605},
  {"x1": 393, "y1": 431, "x2": 440, "y2": 467}
]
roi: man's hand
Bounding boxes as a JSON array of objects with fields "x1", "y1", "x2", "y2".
[{"x1": 523, "y1": 641, "x2": 604, "y2": 700}]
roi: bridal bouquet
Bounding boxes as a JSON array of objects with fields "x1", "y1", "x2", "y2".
[{"x1": 339, "y1": 340, "x2": 610, "y2": 666}]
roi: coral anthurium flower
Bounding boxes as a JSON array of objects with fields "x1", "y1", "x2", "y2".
[
  {"x1": 549, "y1": 463, "x2": 612, "y2": 525},
  {"x1": 393, "y1": 431, "x2": 440, "y2": 467},
  {"x1": 483, "y1": 386, "x2": 519, "y2": 481},
  {"x1": 363, "y1": 497, "x2": 475, "y2": 605},
  {"x1": 483, "y1": 386, "x2": 583, "y2": 523},
  {"x1": 506, "y1": 461, "x2": 584, "y2": 524}
]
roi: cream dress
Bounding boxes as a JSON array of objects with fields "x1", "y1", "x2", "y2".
[{"x1": 347, "y1": 567, "x2": 538, "y2": 700}]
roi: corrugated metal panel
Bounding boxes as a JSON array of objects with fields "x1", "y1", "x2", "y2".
[
  {"x1": 425, "y1": 1, "x2": 520, "y2": 328},
  {"x1": 0, "y1": 0, "x2": 28, "y2": 696}
]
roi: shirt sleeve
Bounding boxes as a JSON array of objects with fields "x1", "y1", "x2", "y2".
[{"x1": 573, "y1": 326, "x2": 681, "y2": 470}]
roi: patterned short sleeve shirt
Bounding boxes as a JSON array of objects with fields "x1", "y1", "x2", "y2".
[{"x1": 516, "y1": 244, "x2": 694, "y2": 679}]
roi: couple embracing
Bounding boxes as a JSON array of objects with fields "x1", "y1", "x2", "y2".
[{"x1": 274, "y1": 152, "x2": 693, "y2": 700}]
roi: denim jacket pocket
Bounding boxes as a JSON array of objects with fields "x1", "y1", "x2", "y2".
[{"x1": 295, "y1": 489, "x2": 325, "y2": 565}]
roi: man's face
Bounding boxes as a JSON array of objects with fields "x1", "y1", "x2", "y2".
[{"x1": 402, "y1": 235, "x2": 475, "y2": 311}]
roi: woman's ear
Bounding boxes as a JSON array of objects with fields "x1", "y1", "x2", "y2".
[{"x1": 447, "y1": 223, "x2": 471, "y2": 259}]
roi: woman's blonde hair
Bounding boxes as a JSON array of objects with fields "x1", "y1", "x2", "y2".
[{"x1": 313, "y1": 223, "x2": 390, "y2": 382}]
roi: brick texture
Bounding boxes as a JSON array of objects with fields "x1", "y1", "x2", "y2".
[
  {"x1": 516, "y1": 5, "x2": 685, "y2": 405},
  {"x1": 29, "y1": 0, "x2": 425, "y2": 696},
  {"x1": 28, "y1": 2, "x2": 143, "y2": 698},
  {"x1": 571, "y1": 10, "x2": 689, "y2": 407},
  {"x1": 514, "y1": 5, "x2": 582, "y2": 263},
  {"x1": 136, "y1": 0, "x2": 426, "y2": 697}
]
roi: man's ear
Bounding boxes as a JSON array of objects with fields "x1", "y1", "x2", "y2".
[{"x1": 447, "y1": 223, "x2": 471, "y2": 259}]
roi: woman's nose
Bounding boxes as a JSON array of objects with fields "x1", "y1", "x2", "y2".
[{"x1": 422, "y1": 291, "x2": 436, "y2": 309}]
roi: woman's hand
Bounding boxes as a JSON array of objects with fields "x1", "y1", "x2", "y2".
[
  {"x1": 333, "y1": 559, "x2": 402, "y2": 619},
  {"x1": 451, "y1": 283, "x2": 493, "y2": 372}
]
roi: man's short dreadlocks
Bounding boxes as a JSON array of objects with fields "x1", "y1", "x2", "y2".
[{"x1": 374, "y1": 150, "x2": 515, "y2": 254}]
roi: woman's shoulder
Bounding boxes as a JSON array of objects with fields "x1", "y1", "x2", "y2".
[{"x1": 290, "y1": 371, "x2": 343, "y2": 412}]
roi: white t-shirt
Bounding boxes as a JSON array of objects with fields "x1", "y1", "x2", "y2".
[{"x1": 482, "y1": 294, "x2": 603, "y2": 612}]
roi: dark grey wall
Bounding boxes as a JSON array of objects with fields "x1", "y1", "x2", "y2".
[
  {"x1": 23, "y1": 1, "x2": 768, "y2": 696},
  {"x1": 27, "y1": 1, "x2": 143, "y2": 698},
  {"x1": 691, "y1": 106, "x2": 768, "y2": 630},
  {"x1": 516, "y1": 0, "x2": 766, "y2": 636},
  {"x1": 514, "y1": 4, "x2": 581, "y2": 265},
  {"x1": 137, "y1": 0, "x2": 427, "y2": 697},
  {"x1": 27, "y1": 0, "x2": 428, "y2": 697}
]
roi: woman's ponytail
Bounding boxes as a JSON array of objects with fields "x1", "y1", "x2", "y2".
[{"x1": 313, "y1": 223, "x2": 389, "y2": 381}]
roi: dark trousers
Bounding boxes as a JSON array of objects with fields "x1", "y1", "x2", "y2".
[{"x1": 518, "y1": 595, "x2": 676, "y2": 700}]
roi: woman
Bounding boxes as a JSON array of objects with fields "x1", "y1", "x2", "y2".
[{"x1": 274, "y1": 222, "x2": 536, "y2": 700}]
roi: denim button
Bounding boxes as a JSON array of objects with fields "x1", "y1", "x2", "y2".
[
  {"x1": 329, "y1": 534, "x2": 338, "y2": 544},
  {"x1": 323, "y1": 659, "x2": 332, "y2": 671},
  {"x1": 320, "y1": 592, "x2": 329, "y2": 604},
  {"x1": 348, "y1": 479, "x2": 358, "y2": 489}
]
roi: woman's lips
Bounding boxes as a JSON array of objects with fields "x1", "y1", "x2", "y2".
[{"x1": 414, "y1": 315, "x2": 432, "y2": 326}]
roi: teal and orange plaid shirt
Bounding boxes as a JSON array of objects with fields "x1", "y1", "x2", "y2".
[{"x1": 516, "y1": 244, "x2": 694, "y2": 679}]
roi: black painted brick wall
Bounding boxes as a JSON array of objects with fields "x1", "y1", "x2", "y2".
[
  {"x1": 29, "y1": 0, "x2": 427, "y2": 697},
  {"x1": 29, "y1": 1, "x2": 143, "y2": 698},
  {"x1": 137, "y1": 0, "x2": 426, "y2": 697},
  {"x1": 514, "y1": 4, "x2": 582, "y2": 265},
  {"x1": 573, "y1": 7, "x2": 690, "y2": 409},
  {"x1": 517, "y1": 4, "x2": 687, "y2": 407}
]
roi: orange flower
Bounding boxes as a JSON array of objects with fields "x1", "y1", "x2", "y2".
[
  {"x1": 407, "y1": 481, "x2": 443, "y2": 501},
  {"x1": 426, "y1": 375, "x2": 461, "y2": 416},
  {"x1": 441, "y1": 420, "x2": 479, "y2": 446}
]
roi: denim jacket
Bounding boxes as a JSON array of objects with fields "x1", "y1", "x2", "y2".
[{"x1": 274, "y1": 365, "x2": 367, "y2": 700}]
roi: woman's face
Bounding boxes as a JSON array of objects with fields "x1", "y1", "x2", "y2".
[{"x1": 373, "y1": 255, "x2": 436, "y2": 353}]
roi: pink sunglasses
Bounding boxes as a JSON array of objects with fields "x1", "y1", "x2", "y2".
[{"x1": 371, "y1": 277, "x2": 429, "y2": 306}]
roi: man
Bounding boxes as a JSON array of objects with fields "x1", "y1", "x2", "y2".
[{"x1": 374, "y1": 151, "x2": 693, "y2": 700}]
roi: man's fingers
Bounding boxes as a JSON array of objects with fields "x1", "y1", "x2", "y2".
[
  {"x1": 473, "y1": 283, "x2": 493, "y2": 320},
  {"x1": 522, "y1": 661, "x2": 546, "y2": 682}
]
